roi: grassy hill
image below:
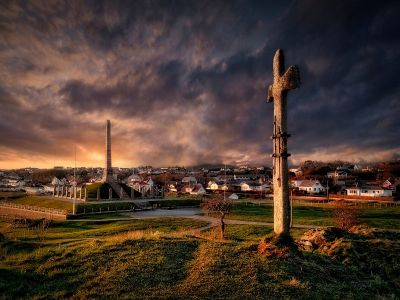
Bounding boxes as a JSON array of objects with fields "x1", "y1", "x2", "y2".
[
  {"x1": 85, "y1": 182, "x2": 119, "y2": 199},
  {"x1": 85, "y1": 182, "x2": 142, "y2": 199},
  {"x1": 0, "y1": 216, "x2": 399, "y2": 299},
  {"x1": 119, "y1": 183, "x2": 142, "y2": 198}
]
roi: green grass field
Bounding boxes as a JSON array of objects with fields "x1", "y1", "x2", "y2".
[
  {"x1": 0, "y1": 191, "x2": 26, "y2": 200},
  {"x1": 228, "y1": 202, "x2": 400, "y2": 229},
  {"x1": 6, "y1": 196, "x2": 140, "y2": 214},
  {"x1": 8, "y1": 196, "x2": 74, "y2": 212},
  {"x1": 1, "y1": 216, "x2": 399, "y2": 299},
  {"x1": 1, "y1": 198, "x2": 400, "y2": 298}
]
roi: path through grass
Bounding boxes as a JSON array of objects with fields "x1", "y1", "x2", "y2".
[{"x1": 1, "y1": 216, "x2": 398, "y2": 299}]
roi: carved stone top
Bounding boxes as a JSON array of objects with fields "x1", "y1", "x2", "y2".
[{"x1": 267, "y1": 49, "x2": 300, "y2": 102}]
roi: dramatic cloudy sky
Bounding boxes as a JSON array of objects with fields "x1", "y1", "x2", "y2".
[{"x1": 0, "y1": 0, "x2": 399, "y2": 169}]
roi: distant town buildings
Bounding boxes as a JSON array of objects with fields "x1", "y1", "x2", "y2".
[{"x1": 0, "y1": 160, "x2": 399, "y2": 201}]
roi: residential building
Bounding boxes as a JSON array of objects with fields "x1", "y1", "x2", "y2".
[
  {"x1": 346, "y1": 186, "x2": 393, "y2": 197},
  {"x1": 228, "y1": 193, "x2": 239, "y2": 200},
  {"x1": 298, "y1": 180, "x2": 325, "y2": 194},
  {"x1": 182, "y1": 176, "x2": 197, "y2": 185},
  {"x1": 240, "y1": 182, "x2": 252, "y2": 191},
  {"x1": 207, "y1": 181, "x2": 219, "y2": 190},
  {"x1": 190, "y1": 184, "x2": 206, "y2": 195}
]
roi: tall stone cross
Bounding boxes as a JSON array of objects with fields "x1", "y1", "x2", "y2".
[{"x1": 267, "y1": 49, "x2": 300, "y2": 236}]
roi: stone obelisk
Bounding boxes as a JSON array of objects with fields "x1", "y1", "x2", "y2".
[
  {"x1": 102, "y1": 120, "x2": 113, "y2": 182},
  {"x1": 267, "y1": 49, "x2": 300, "y2": 236}
]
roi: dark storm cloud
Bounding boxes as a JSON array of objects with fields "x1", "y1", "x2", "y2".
[{"x1": 0, "y1": 0, "x2": 399, "y2": 167}]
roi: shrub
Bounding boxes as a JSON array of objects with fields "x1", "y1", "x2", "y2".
[{"x1": 332, "y1": 201, "x2": 359, "y2": 230}]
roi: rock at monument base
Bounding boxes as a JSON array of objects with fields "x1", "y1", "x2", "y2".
[
  {"x1": 347, "y1": 224, "x2": 374, "y2": 235},
  {"x1": 258, "y1": 233, "x2": 301, "y2": 258},
  {"x1": 298, "y1": 227, "x2": 344, "y2": 252}
]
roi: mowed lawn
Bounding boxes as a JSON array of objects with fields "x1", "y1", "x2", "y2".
[
  {"x1": 5, "y1": 196, "x2": 138, "y2": 214},
  {"x1": 7, "y1": 196, "x2": 74, "y2": 212},
  {"x1": 1, "y1": 217, "x2": 400, "y2": 299},
  {"x1": 228, "y1": 202, "x2": 400, "y2": 229}
]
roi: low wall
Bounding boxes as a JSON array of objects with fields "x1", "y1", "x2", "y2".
[{"x1": 0, "y1": 202, "x2": 67, "y2": 220}]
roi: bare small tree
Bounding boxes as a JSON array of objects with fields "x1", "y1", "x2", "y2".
[
  {"x1": 35, "y1": 218, "x2": 51, "y2": 246},
  {"x1": 332, "y1": 201, "x2": 359, "y2": 230},
  {"x1": 202, "y1": 194, "x2": 233, "y2": 239}
]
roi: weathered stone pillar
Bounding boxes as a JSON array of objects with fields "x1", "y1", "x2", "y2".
[
  {"x1": 84, "y1": 188, "x2": 87, "y2": 201},
  {"x1": 109, "y1": 188, "x2": 112, "y2": 200},
  {"x1": 267, "y1": 49, "x2": 300, "y2": 236},
  {"x1": 131, "y1": 187, "x2": 135, "y2": 199},
  {"x1": 120, "y1": 187, "x2": 123, "y2": 199},
  {"x1": 102, "y1": 120, "x2": 113, "y2": 183},
  {"x1": 97, "y1": 188, "x2": 100, "y2": 201}
]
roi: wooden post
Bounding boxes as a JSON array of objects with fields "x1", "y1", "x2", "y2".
[
  {"x1": 109, "y1": 188, "x2": 112, "y2": 200},
  {"x1": 97, "y1": 188, "x2": 100, "y2": 201}
]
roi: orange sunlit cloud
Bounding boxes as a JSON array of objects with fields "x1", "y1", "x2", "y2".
[{"x1": 0, "y1": 1, "x2": 399, "y2": 169}]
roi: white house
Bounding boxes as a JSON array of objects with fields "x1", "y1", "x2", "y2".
[
  {"x1": 298, "y1": 180, "x2": 325, "y2": 194},
  {"x1": 181, "y1": 185, "x2": 194, "y2": 193},
  {"x1": 43, "y1": 185, "x2": 55, "y2": 193},
  {"x1": 382, "y1": 179, "x2": 400, "y2": 191},
  {"x1": 130, "y1": 178, "x2": 154, "y2": 194},
  {"x1": 127, "y1": 174, "x2": 141, "y2": 184},
  {"x1": 240, "y1": 182, "x2": 252, "y2": 191},
  {"x1": 346, "y1": 186, "x2": 393, "y2": 197},
  {"x1": 290, "y1": 180, "x2": 304, "y2": 188},
  {"x1": 219, "y1": 183, "x2": 229, "y2": 191},
  {"x1": 7, "y1": 179, "x2": 25, "y2": 188},
  {"x1": 289, "y1": 168, "x2": 303, "y2": 176},
  {"x1": 167, "y1": 183, "x2": 178, "y2": 192},
  {"x1": 228, "y1": 193, "x2": 239, "y2": 200},
  {"x1": 234, "y1": 174, "x2": 253, "y2": 181},
  {"x1": 25, "y1": 186, "x2": 44, "y2": 194},
  {"x1": 51, "y1": 177, "x2": 67, "y2": 186},
  {"x1": 327, "y1": 170, "x2": 348, "y2": 179},
  {"x1": 207, "y1": 181, "x2": 219, "y2": 190},
  {"x1": 182, "y1": 176, "x2": 197, "y2": 185},
  {"x1": 190, "y1": 184, "x2": 206, "y2": 195},
  {"x1": 251, "y1": 183, "x2": 271, "y2": 192}
]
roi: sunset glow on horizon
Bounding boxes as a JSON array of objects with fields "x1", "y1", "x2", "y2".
[{"x1": 0, "y1": 1, "x2": 399, "y2": 169}]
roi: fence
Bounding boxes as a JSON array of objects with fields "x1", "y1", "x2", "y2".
[
  {"x1": 292, "y1": 199, "x2": 400, "y2": 208},
  {"x1": 0, "y1": 201, "x2": 68, "y2": 220},
  {"x1": 244, "y1": 198, "x2": 400, "y2": 209}
]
